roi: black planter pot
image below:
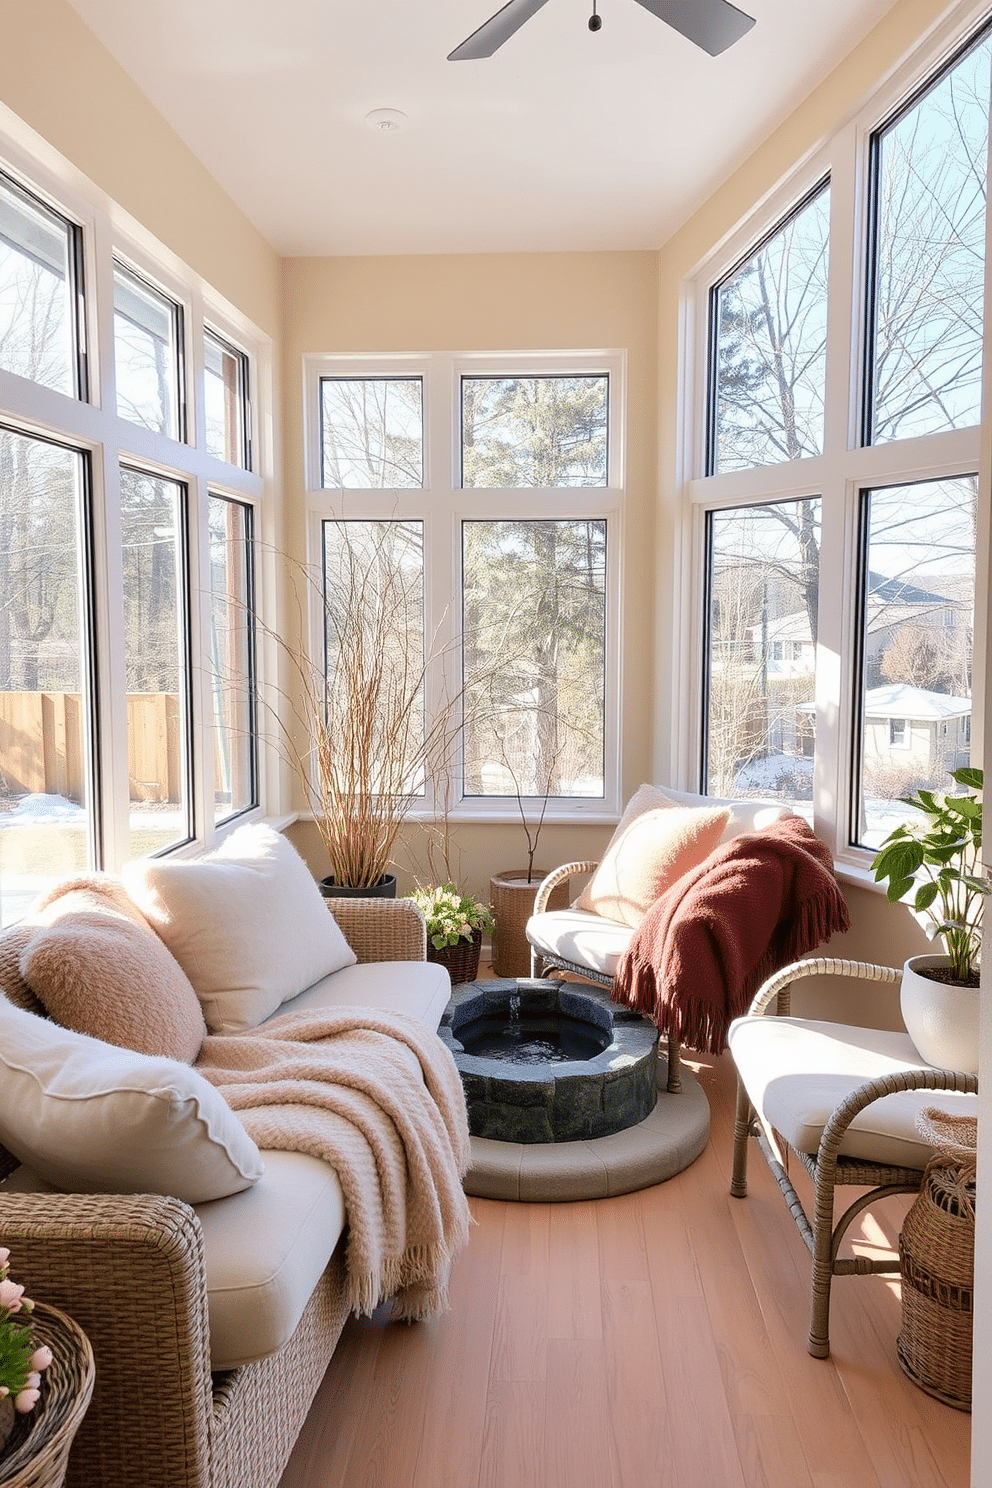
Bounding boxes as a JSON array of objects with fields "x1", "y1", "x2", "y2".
[{"x1": 319, "y1": 874, "x2": 397, "y2": 900}]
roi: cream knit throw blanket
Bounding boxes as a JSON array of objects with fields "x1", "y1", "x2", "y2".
[{"x1": 196, "y1": 1006, "x2": 472, "y2": 1321}]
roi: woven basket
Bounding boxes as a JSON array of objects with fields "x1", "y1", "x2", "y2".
[
  {"x1": 0, "y1": 1303, "x2": 95, "y2": 1488},
  {"x1": 490, "y1": 871, "x2": 569, "y2": 977},
  {"x1": 897, "y1": 1109, "x2": 976, "y2": 1411},
  {"x1": 426, "y1": 928, "x2": 482, "y2": 987}
]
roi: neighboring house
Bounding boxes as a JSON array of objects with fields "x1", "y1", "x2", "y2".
[
  {"x1": 746, "y1": 571, "x2": 970, "y2": 681},
  {"x1": 863, "y1": 682, "x2": 971, "y2": 781}
]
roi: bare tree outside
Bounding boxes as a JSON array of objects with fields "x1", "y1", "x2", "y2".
[
  {"x1": 870, "y1": 34, "x2": 990, "y2": 442},
  {"x1": 713, "y1": 183, "x2": 830, "y2": 474},
  {"x1": 320, "y1": 377, "x2": 423, "y2": 489}
]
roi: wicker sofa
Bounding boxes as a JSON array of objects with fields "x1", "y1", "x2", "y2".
[{"x1": 0, "y1": 886, "x2": 449, "y2": 1488}]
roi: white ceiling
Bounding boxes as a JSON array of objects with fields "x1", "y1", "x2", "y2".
[{"x1": 67, "y1": 0, "x2": 900, "y2": 258}]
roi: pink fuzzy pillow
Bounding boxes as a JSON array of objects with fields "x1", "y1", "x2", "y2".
[
  {"x1": 21, "y1": 907, "x2": 207, "y2": 1064},
  {"x1": 0, "y1": 925, "x2": 45, "y2": 1014},
  {"x1": 575, "y1": 802, "x2": 730, "y2": 927}
]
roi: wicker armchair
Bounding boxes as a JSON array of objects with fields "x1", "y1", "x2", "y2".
[
  {"x1": 0, "y1": 896, "x2": 427, "y2": 1488},
  {"x1": 728, "y1": 956, "x2": 979, "y2": 1359}
]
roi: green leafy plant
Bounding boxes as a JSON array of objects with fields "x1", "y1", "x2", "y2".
[
  {"x1": 410, "y1": 884, "x2": 494, "y2": 953},
  {"x1": 870, "y1": 766, "x2": 986, "y2": 983}
]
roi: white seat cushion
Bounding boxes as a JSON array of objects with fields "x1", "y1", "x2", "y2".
[
  {"x1": 2, "y1": 1149, "x2": 346, "y2": 1370},
  {"x1": 261, "y1": 960, "x2": 452, "y2": 1033},
  {"x1": 728, "y1": 1015, "x2": 978, "y2": 1171},
  {"x1": 527, "y1": 908, "x2": 633, "y2": 979},
  {"x1": 194, "y1": 1147, "x2": 347, "y2": 1367}
]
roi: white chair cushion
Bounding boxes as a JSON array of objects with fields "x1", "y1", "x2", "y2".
[
  {"x1": 527, "y1": 908, "x2": 633, "y2": 979},
  {"x1": 728, "y1": 1015, "x2": 978, "y2": 1170}
]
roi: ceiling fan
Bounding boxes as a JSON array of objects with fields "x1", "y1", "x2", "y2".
[{"x1": 448, "y1": 0, "x2": 756, "y2": 60}]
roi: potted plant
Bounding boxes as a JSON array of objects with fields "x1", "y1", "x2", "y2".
[
  {"x1": 410, "y1": 883, "x2": 494, "y2": 986},
  {"x1": 488, "y1": 760, "x2": 570, "y2": 978},
  {"x1": 263, "y1": 524, "x2": 469, "y2": 897},
  {"x1": 870, "y1": 765, "x2": 986, "y2": 1072},
  {"x1": 0, "y1": 1246, "x2": 94, "y2": 1487}
]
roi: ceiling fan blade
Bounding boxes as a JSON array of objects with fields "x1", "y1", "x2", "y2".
[
  {"x1": 631, "y1": 0, "x2": 755, "y2": 56},
  {"x1": 448, "y1": 0, "x2": 553, "y2": 60}
]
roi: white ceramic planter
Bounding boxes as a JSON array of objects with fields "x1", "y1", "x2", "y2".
[{"x1": 900, "y1": 953, "x2": 980, "y2": 1074}]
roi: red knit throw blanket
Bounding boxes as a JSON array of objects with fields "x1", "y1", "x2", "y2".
[{"x1": 612, "y1": 816, "x2": 850, "y2": 1055}]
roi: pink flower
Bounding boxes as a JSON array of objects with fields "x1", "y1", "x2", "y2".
[
  {"x1": 29, "y1": 1346, "x2": 53, "y2": 1373},
  {"x1": 13, "y1": 1387, "x2": 40, "y2": 1414},
  {"x1": 0, "y1": 1278, "x2": 24, "y2": 1312},
  {"x1": 0, "y1": 1248, "x2": 9, "y2": 1268}
]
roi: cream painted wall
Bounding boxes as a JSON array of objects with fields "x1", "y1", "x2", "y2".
[
  {"x1": 281, "y1": 251, "x2": 660, "y2": 901},
  {"x1": 0, "y1": 0, "x2": 281, "y2": 336}
]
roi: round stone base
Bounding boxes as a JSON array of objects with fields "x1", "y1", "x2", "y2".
[{"x1": 464, "y1": 1058, "x2": 710, "y2": 1203}]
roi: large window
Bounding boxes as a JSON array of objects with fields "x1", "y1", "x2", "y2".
[
  {"x1": 0, "y1": 145, "x2": 263, "y2": 918},
  {"x1": 310, "y1": 354, "x2": 621, "y2": 816},
  {"x1": 856, "y1": 476, "x2": 976, "y2": 847},
  {"x1": 710, "y1": 183, "x2": 830, "y2": 474},
  {"x1": 0, "y1": 172, "x2": 83, "y2": 398},
  {"x1": 693, "y1": 17, "x2": 987, "y2": 865},
  {"x1": 113, "y1": 263, "x2": 184, "y2": 439},
  {"x1": 866, "y1": 31, "x2": 991, "y2": 444},
  {"x1": 0, "y1": 427, "x2": 91, "y2": 924},
  {"x1": 704, "y1": 500, "x2": 820, "y2": 810},
  {"x1": 121, "y1": 468, "x2": 191, "y2": 857},
  {"x1": 208, "y1": 495, "x2": 257, "y2": 824}
]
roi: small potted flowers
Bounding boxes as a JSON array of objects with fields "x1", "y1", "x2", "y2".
[
  {"x1": 0, "y1": 1248, "x2": 53, "y2": 1450},
  {"x1": 410, "y1": 884, "x2": 494, "y2": 987},
  {"x1": 0, "y1": 1246, "x2": 94, "y2": 1486}
]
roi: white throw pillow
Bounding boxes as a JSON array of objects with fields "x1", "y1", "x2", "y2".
[
  {"x1": 0, "y1": 996, "x2": 263, "y2": 1202},
  {"x1": 123, "y1": 823, "x2": 357, "y2": 1034}
]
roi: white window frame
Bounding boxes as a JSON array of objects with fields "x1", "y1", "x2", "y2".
[
  {"x1": 0, "y1": 116, "x2": 271, "y2": 884},
  {"x1": 675, "y1": 0, "x2": 992, "y2": 877},
  {"x1": 303, "y1": 350, "x2": 625, "y2": 822}
]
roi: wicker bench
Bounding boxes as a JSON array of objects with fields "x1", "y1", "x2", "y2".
[{"x1": 0, "y1": 896, "x2": 434, "y2": 1488}]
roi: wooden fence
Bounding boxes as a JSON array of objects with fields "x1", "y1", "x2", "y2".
[{"x1": 0, "y1": 691, "x2": 180, "y2": 804}]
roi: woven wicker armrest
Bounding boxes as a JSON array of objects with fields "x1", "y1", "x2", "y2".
[
  {"x1": 747, "y1": 956, "x2": 902, "y2": 1019},
  {"x1": 0, "y1": 1189, "x2": 215, "y2": 1488},
  {"x1": 533, "y1": 862, "x2": 598, "y2": 915},
  {"x1": 329, "y1": 896, "x2": 427, "y2": 962}
]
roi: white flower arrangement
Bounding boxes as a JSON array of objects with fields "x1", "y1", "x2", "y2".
[{"x1": 410, "y1": 884, "x2": 495, "y2": 952}]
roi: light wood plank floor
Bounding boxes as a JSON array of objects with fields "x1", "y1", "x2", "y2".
[{"x1": 279, "y1": 1047, "x2": 970, "y2": 1488}]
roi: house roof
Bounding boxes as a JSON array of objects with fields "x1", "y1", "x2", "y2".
[{"x1": 863, "y1": 683, "x2": 971, "y2": 721}]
